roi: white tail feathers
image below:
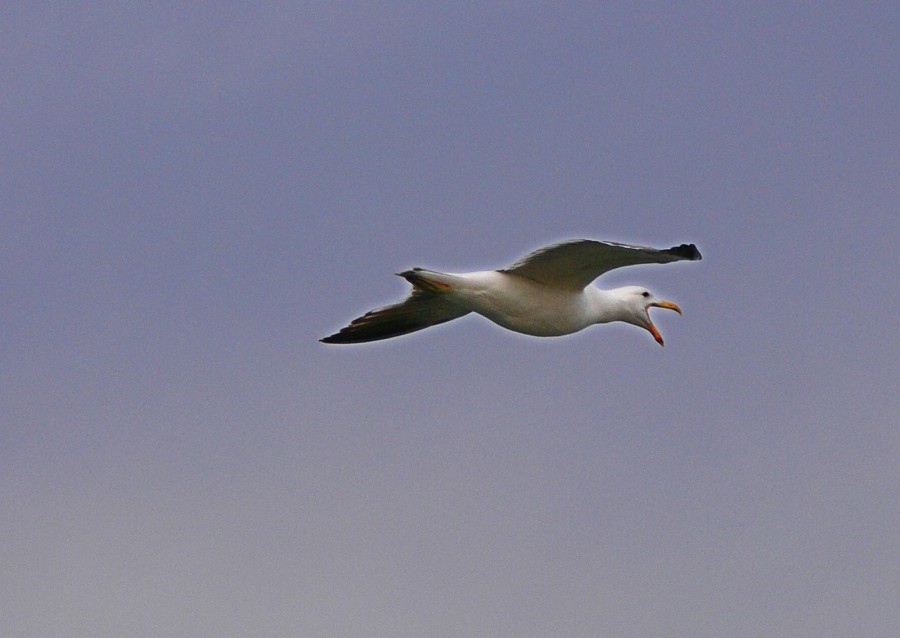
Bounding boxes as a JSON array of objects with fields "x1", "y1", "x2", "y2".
[{"x1": 396, "y1": 268, "x2": 459, "y2": 294}]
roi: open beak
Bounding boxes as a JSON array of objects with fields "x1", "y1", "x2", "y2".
[{"x1": 645, "y1": 301, "x2": 683, "y2": 347}]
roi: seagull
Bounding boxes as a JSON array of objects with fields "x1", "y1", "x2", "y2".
[{"x1": 321, "y1": 239, "x2": 702, "y2": 346}]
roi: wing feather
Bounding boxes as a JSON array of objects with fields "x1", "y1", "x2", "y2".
[
  {"x1": 501, "y1": 239, "x2": 701, "y2": 289},
  {"x1": 320, "y1": 290, "x2": 470, "y2": 344}
]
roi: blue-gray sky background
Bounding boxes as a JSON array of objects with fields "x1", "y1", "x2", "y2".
[{"x1": 3, "y1": 4, "x2": 898, "y2": 636}]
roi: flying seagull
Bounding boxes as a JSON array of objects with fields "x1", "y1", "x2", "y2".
[{"x1": 321, "y1": 239, "x2": 702, "y2": 346}]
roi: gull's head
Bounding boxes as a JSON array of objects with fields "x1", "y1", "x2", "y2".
[{"x1": 614, "y1": 286, "x2": 683, "y2": 347}]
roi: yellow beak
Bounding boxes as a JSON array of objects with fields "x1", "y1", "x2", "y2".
[
  {"x1": 650, "y1": 300, "x2": 682, "y2": 315},
  {"x1": 645, "y1": 300, "x2": 683, "y2": 346}
]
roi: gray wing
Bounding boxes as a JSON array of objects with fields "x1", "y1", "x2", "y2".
[
  {"x1": 320, "y1": 290, "x2": 470, "y2": 344},
  {"x1": 501, "y1": 239, "x2": 702, "y2": 290}
]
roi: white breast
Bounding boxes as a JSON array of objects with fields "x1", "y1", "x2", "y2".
[{"x1": 447, "y1": 271, "x2": 599, "y2": 337}]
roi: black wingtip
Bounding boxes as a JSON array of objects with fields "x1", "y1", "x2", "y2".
[
  {"x1": 667, "y1": 243, "x2": 702, "y2": 261},
  {"x1": 320, "y1": 334, "x2": 358, "y2": 344}
]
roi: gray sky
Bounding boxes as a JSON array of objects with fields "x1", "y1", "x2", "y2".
[{"x1": 3, "y1": 3, "x2": 898, "y2": 637}]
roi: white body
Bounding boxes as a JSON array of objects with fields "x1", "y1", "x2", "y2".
[{"x1": 438, "y1": 270, "x2": 615, "y2": 337}]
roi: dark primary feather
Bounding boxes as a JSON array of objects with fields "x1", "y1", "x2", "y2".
[
  {"x1": 319, "y1": 290, "x2": 470, "y2": 344},
  {"x1": 501, "y1": 239, "x2": 702, "y2": 290}
]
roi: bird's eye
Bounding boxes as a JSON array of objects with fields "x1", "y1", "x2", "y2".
[{"x1": 642, "y1": 291, "x2": 650, "y2": 298}]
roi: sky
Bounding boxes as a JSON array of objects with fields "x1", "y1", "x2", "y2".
[{"x1": 2, "y1": 3, "x2": 898, "y2": 636}]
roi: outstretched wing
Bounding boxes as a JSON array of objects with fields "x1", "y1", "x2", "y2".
[
  {"x1": 501, "y1": 239, "x2": 701, "y2": 290},
  {"x1": 320, "y1": 290, "x2": 470, "y2": 344}
]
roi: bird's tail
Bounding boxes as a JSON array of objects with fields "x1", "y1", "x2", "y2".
[{"x1": 396, "y1": 268, "x2": 462, "y2": 294}]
